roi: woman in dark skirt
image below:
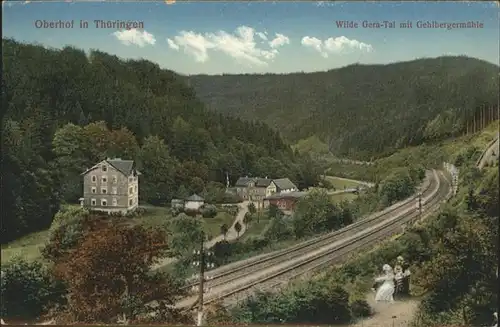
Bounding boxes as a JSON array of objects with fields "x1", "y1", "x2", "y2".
[{"x1": 395, "y1": 256, "x2": 411, "y2": 298}]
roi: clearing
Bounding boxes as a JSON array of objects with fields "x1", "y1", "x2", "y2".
[{"x1": 326, "y1": 176, "x2": 368, "y2": 189}]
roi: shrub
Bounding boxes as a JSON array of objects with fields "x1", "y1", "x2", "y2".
[
  {"x1": 350, "y1": 299, "x2": 372, "y2": 318},
  {"x1": 184, "y1": 209, "x2": 199, "y2": 217},
  {"x1": 201, "y1": 204, "x2": 217, "y2": 218},
  {"x1": 49, "y1": 206, "x2": 89, "y2": 232},
  {"x1": 171, "y1": 207, "x2": 182, "y2": 217},
  {"x1": 0, "y1": 258, "x2": 66, "y2": 320}
]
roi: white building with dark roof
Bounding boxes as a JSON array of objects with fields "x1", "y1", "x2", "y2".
[
  {"x1": 184, "y1": 194, "x2": 205, "y2": 211},
  {"x1": 80, "y1": 158, "x2": 141, "y2": 214}
]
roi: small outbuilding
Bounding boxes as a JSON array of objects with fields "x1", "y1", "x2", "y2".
[
  {"x1": 263, "y1": 191, "x2": 307, "y2": 214},
  {"x1": 184, "y1": 194, "x2": 205, "y2": 211}
]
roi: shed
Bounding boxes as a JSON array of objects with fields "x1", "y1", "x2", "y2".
[
  {"x1": 184, "y1": 194, "x2": 205, "y2": 211},
  {"x1": 263, "y1": 191, "x2": 307, "y2": 212}
]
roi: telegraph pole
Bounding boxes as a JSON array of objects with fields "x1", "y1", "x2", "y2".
[
  {"x1": 192, "y1": 234, "x2": 215, "y2": 326},
  {"x1": 452, "y1": 168, "x2": 459, "y2": 196},
  {"x1": 415, "y1": 191, "x2": 422, "y2": 221}
]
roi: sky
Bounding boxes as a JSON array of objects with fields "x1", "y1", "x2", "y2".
[{"x1": 2, "y1": 1, "x2": 499, "y2": 75}]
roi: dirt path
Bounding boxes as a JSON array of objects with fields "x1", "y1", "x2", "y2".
[
  {"x1": 326, "y1": 175, "x2": 375, "y2": 188},
  {"x1": 348, "y1": 295, "x2": 420, "y2": 327},
  {"x1": 206, "y1": 201, "x2": 249, "y2": 247}
]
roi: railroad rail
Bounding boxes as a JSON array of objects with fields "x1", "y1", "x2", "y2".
[
  {"x1": 179, "y1": 171, "x2": 432, "y2": 293},
  {"x1": 215, "y1": 170, "x2": 451, "y2": 305},
  {"x1": 175, "y1": 170, "x2": 448, "y2": 309}
]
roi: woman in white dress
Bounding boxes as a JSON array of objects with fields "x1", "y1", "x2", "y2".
[{"x1": 374, "y1": 264, "x2": 395, "y2": 302}]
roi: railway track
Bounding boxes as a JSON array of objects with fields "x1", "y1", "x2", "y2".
[
  {"x1": 176, "y1": 170, "x2": 447, "y2": 309},
  {"x1": 180, "y1": 171, "x2": 433, "y2": 293},
  {"x1": 216, "y1": 170, "x2": 451, "y2": 305}
]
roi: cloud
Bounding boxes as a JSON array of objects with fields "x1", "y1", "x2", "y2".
[
  {"x1": 301, "y1": 36, "x2": 326, "y2": 57},
  {"x1": 301, "y1": 35, "x2": 373, "y2": 57},
  {"x1": 167, "y1": 38, "x2": 179, "y2": 50},
  {"x1": 113, "y1": 29, "x2": 156, "y2": 47},
  {"x1": 269, "y1": 33, "x2": 290, "y2": 49},
  {"x1": 167, "y1": 26, "x2": 290, "y2": 66},
  {"x1": 257, "y1": 32, "x2": 268, "y2": 41}
]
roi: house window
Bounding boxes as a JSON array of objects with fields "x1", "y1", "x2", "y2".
[
  {"x1": 101, "y1": 187, "x2": 107, "y2": 194},
  {"x1": 91, "y1": 187, "x2": 96, "y2": 194},
  {"x1": 112, "y1": 175, "x2": 118, "y2": 184},
  {"x1": 134, "y1": 185, "x2": 137, "y2": 192},
  {"x1": 129, "y1": 187, "x2": 133, "y2": 194},
  {"x1": 112, "y1": 198, "x2": 117, "y2": 206},
  {"x1": 91, "y1": 175, "x2": 96, "y2": 183},
  {"x1": 102, "y1": 165, "x2": 107, "y2": 172},
  {"x1": 91, "y1": 199, "x2": 96, "y2": 206},
  {"x1": 102, "y1": 176, "x2": 107, "y2": 183},
  {"x1": 101, "y1": 199, "x2": 107, "y2": 206},
  {"x1": 129, "y1": 177, "x2": 133, "y2": 182},
  {"x1": 129, "y1": 199, "x2": 133, "y2": 206},
  {"x1": 112, "y1": 187, "x2": 117, "y2": 195}
]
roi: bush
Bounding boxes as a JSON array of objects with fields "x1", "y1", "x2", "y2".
[
  {"x1": 350, "y1": 299, "x2": 372, "y2": 318},
  {"x1": 49, "y1": 206, "x2": 89, "y2": 232},
  {"x1": 171, "y1": 207, "x2": 182, "y2": 217},
  {"x1": 0, "y1": 258, "x2": 66, "y2": 320},
  {"x1": 232, "y1": 282, "x2": 352, "y2": 324},
  {"x1": 43, "y1": 210, "x2": 88, "y2": 262},
  {"x1": 201, "y1": 204, "x2": 217, "y2": 218},
  {"x1": 184, "y1": 209, "x2": 199, "y2": 217},
  {"x1": 219, "y1": 205, "x2": 239, "y2": 216}
]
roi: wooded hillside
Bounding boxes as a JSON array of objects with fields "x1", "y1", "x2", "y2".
[
  {"x1": 187, "y1": 57, "x2": 499, "y2": 159},
  {"x1": 1, "y1": 39, "x2": 319, "y2": 243}
]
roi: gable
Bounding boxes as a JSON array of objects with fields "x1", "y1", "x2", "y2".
[
  {"x1": 273, "y1": 178, "x2": 297, "y2": 190},
  {"x1": 106, "y1": 159, "x2": 135, "y2": 176},
  {"x1": 81, "y1": 159, "x2": 138, "y2": 177},
  {"x1": 81, "y1": 160, "x2": 110, "y2": 176}
]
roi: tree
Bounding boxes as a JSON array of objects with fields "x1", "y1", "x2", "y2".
[
  {"x1": 82, "y1": 121, "x2": 110, "y2": 162},
  {"x1": 247, "y1": 202, "x2": 256, "y2": 214},
  {"x1": 50, "y1": 215, "x2": 185, "y2": 324},
  {"x1": 167, "y1": 214, "x2": 204, "y2": 257},
  {"x1": 201, "y1": 204, "x2": 217, "y2": 218},
  {"x1": 220, "y1": 223, "x2": 229, "y2": 240},
  {"x1": 108, "y1": 126, "x2": 139, "y2": 160},
  {"x1": 0, "y1": 258, "x2": 66, "y2": 321},
  {"x1": 138, "y1": 136, "x2": 179, "y2": 205},
  {"x1": 292, "y1": 189, "x2": 346, "y2": 238},
  {"x1": 243, "y1": 212, "x2": 252, "y2": 226},
  {"x1": 267, "y1": 204, "x2": 281, "y2": 220},
  {"x1": 52, "y1": 123, "x2": 89, "y2": 202},
  {"x1": 234, "y1": 221, "x2": 242, "y2": 238}
]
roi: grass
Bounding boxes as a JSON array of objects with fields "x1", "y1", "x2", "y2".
[
  {"x1": 201, "y1": 212, "x2": 235, "y2": 239},
  {"x1": 240, "y1": 212, "x2": 272, "y2": 241},
  {"x1": 1, "y1": 230, "x2": 51, "y2": 265},
  {"x1": 326, "y1": 176, "x2": 366, "y2": 189},
  {"x1": 1, "y1": 204, "x2": 237, "y2": 266},
  {"x1": 329, "y1": 192, "x2": 358, "y2": 203}
]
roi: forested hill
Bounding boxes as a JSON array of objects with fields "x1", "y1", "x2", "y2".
[
  {"x1": 187, "y1": 57, "x2": 499, "y2": 159},
  {"x1": 1, "y1": 38, "x2": 320, "y2": 243}
]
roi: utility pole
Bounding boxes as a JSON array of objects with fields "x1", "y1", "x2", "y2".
[
  {"x1": 192, "y1": 234, "x2": 215, "y2": 326},
  {"x1": 415, "y1": 191, "x2": 422, "y2": 221}
]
